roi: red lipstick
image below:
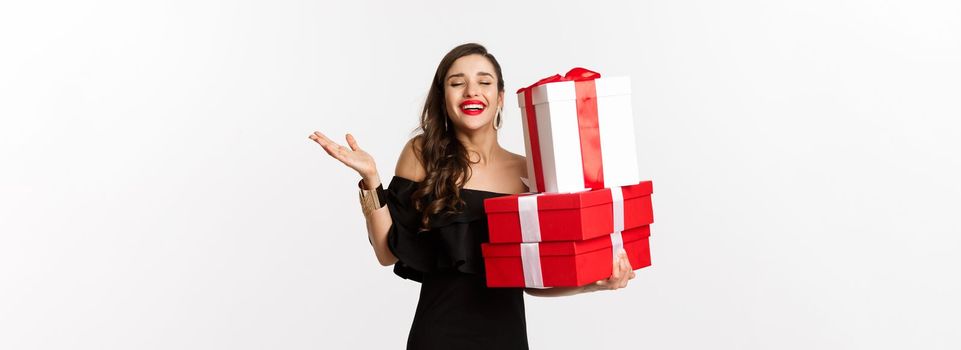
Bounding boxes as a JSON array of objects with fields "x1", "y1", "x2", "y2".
[{"x1": 459, "y1": 100, "x2": 487, "y2": 116}]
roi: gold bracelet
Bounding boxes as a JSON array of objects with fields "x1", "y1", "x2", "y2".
[
  {"x1": 358, "y1": 180, "x2": 385, "y2": 216},
  {"x1": 359, "y1": 189, "x2": 378, "y2": 216}
]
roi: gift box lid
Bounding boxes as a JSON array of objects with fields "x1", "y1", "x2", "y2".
[
  {"x1": 517, "y1": 76, "x2": 632, "y2": 108},
  {"x1": 482, "y1": 225, "x2": 650, "y2": 258},
  {"x1": 484, "y1": 181, "x2": 652, "y2": 214}
]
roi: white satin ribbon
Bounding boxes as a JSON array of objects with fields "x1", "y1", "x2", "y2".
[
  {"x1": 520, "y1": 242, "x2": 545, "y2": 288},
  {"x1": 517, "y1": 194, "x2": 542, "y2": 242},
  {"x1": 518, "y1": 194, "x2": 546, "y2": 288},
  {"x1": 610, "y1": 187, "x2": 625, "y2": 259}
]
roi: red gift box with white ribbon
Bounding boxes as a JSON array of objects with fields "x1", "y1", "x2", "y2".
[
  {"x1": 481, "y1": 226, "x2": 652, "y2": 288},
  {"x1": 481, "y1": 183, "x2": 654, "y2": 288},
  {"x1": 484, "y1": 181, "x2": 653, "y2": 244}
]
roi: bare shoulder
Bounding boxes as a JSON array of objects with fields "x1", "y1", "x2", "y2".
[
  {"x1": 505, "y1": 150, "x2": 528, "y2": 178},
  {"x1": 395, "y1": 135, "x2": 427, "y2": 182},
  {"x1": 502, "y1": 149, "x2": 529, "y2": 193}
]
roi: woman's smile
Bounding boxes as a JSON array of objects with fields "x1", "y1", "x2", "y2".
[{"x1": 459, "y1": 99, "x2": 487, "y2": 116}]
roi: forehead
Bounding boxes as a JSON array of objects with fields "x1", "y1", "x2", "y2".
[{"x1": 447, "y1": 54, "x2": 496, "y2": 78}]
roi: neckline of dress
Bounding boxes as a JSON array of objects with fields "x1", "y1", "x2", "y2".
[{"x1": 392, "y1": 176, "x2": 515, "y2": 196}]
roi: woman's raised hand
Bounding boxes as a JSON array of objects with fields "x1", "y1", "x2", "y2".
[
  {"x1": 309, "y1": 131, "x2": 378, "y2": 181},
  {"x1": 593, "y1": 250, "x2": 636, "y2": 291}
]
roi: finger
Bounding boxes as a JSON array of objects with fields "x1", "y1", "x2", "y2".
[
  {"x1": 629, "y1": 270, "x2": 636, "y2": 280},
  {"x1": 595, "y1": 279, "x2": 613, "y2": 290},
  {"x1": 315, "y1": 139, "x2": 334, "y2": 155},
  {"x1": 309, "y1": 134, "x2": 326, "y2": 146},
  {"x1": 610, "y1": 257, "x2": 622, "y2": 281},
  {"x1": 623, "y1": 261, "x2": 633, "y2": 281},
  {"x1": 316, "y1": 140, "x2": 348, "y2": 162},
  {"x1": 617, "y1": 263, "x2": 629, "y2": 286},
  {"x1": 317, "y1": 138, "x2": 337, "y2": 155},
  {"x1": 309, "y1": 132, "x2": 357, "y2": 167},
  {"x1": 597, "y1": 279, "x2": 617, "y2": 290},
  {"x1": 313, "y1": 131, "x2": 338, "y2": 146},
  {"x1": 314, "y1": 133, "x2": 348, "y2": 157},
  {"x1": 310, "y1": 132, "x2": 335, "y2": 149},
  {"x1": 346, "y1": 133, "x2": 362, "y2": 151},
  {"x1": 615, "y1": 252, "x2": 627, "y2": 269},
  {"x1": 615, "y1": 261, "x2": 628, "y2": 283}
]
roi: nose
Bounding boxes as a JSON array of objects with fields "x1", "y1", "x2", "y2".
[{"x1": 464, "y1": 82, "x2": 481, "y2": 97}]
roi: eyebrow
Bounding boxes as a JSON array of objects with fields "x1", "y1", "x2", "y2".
[{"x1": 446, "y1": 72, "x2": 495, "y2": 80}]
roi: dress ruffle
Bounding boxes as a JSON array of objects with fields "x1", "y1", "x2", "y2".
[{"x1": 385, "y1": 176, "x2": 505, "y2": 283}]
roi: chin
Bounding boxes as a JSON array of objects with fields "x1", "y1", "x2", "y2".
[
  {"x1": 452, "y1": 115, "x2": 494, "y2": 132},
  {"x1": 466, "y1": 121, "x2": 494, "y2": 132}
]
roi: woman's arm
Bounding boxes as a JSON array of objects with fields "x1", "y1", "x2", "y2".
[
  {"x1": 368, "y1": 137, "x2": 427, "y2": 265},
  {"x1": 360, "y1": 173, "x2": 397, "y2": 266},
  {"x1": 524, "y1": 249, "x2": 636, "y2": 297},
  {"x1": 310, "y1": 132, "x2": 424, "y2": 266},
  {"x1": 524, "y1": 284, "x2": 604, "y2": 297}
]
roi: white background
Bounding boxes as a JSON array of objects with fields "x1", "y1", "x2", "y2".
[{"x1": 2, "y1": 0, "x2": 960, "y2": 349}]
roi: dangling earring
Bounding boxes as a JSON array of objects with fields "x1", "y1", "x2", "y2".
[
  {"x1": 493, "y1": 108, "x2": 503, "y2": 130},
  {"x1": 445, "y1": 117, "x2": 449, "y2": 132}
]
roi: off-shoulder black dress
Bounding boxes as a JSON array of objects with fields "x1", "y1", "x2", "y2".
[{"x1": 384, "y1": 176, "x2": 529, "y2": 350}]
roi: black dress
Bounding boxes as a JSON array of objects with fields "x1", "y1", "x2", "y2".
[{"x1": 384, "y1": 176, "x2": 529, "y2": 350}]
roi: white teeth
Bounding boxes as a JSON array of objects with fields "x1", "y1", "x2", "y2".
[{"x1": 462, "y1": 104, "x2": 485, "y2": 110}]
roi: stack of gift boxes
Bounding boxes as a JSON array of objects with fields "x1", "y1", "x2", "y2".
[{"x1": 481, "y1": 68, "x2": 655, "y2": 288}]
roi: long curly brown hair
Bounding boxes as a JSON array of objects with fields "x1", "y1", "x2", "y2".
[{"x1": 412, "y1": 43, "x2": 504, "y2": 230}]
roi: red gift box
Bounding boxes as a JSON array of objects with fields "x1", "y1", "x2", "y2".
[
  {"x1": 484, "y1": 181, "x2": 653, "y2": 243},
  {"x1": 481, "y1": 225, "x2": 652, "y2": 288}
]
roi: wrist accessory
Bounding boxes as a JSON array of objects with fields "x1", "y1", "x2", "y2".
[{"x1": 358, "y1": 179, "x2": 387, "y2": 216}]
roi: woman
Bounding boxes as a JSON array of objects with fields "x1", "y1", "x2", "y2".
[{"x1": 309, "y1": 43, "x2": 635, "y2": 349}]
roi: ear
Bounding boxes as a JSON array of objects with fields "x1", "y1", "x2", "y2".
[{"x1": 498, "y1": 90, "x2": 505, "y2": 110}]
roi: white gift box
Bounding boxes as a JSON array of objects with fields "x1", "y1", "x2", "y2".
[{"x1": 517, "y1": 69, "x2": 640, "y2": 193}]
